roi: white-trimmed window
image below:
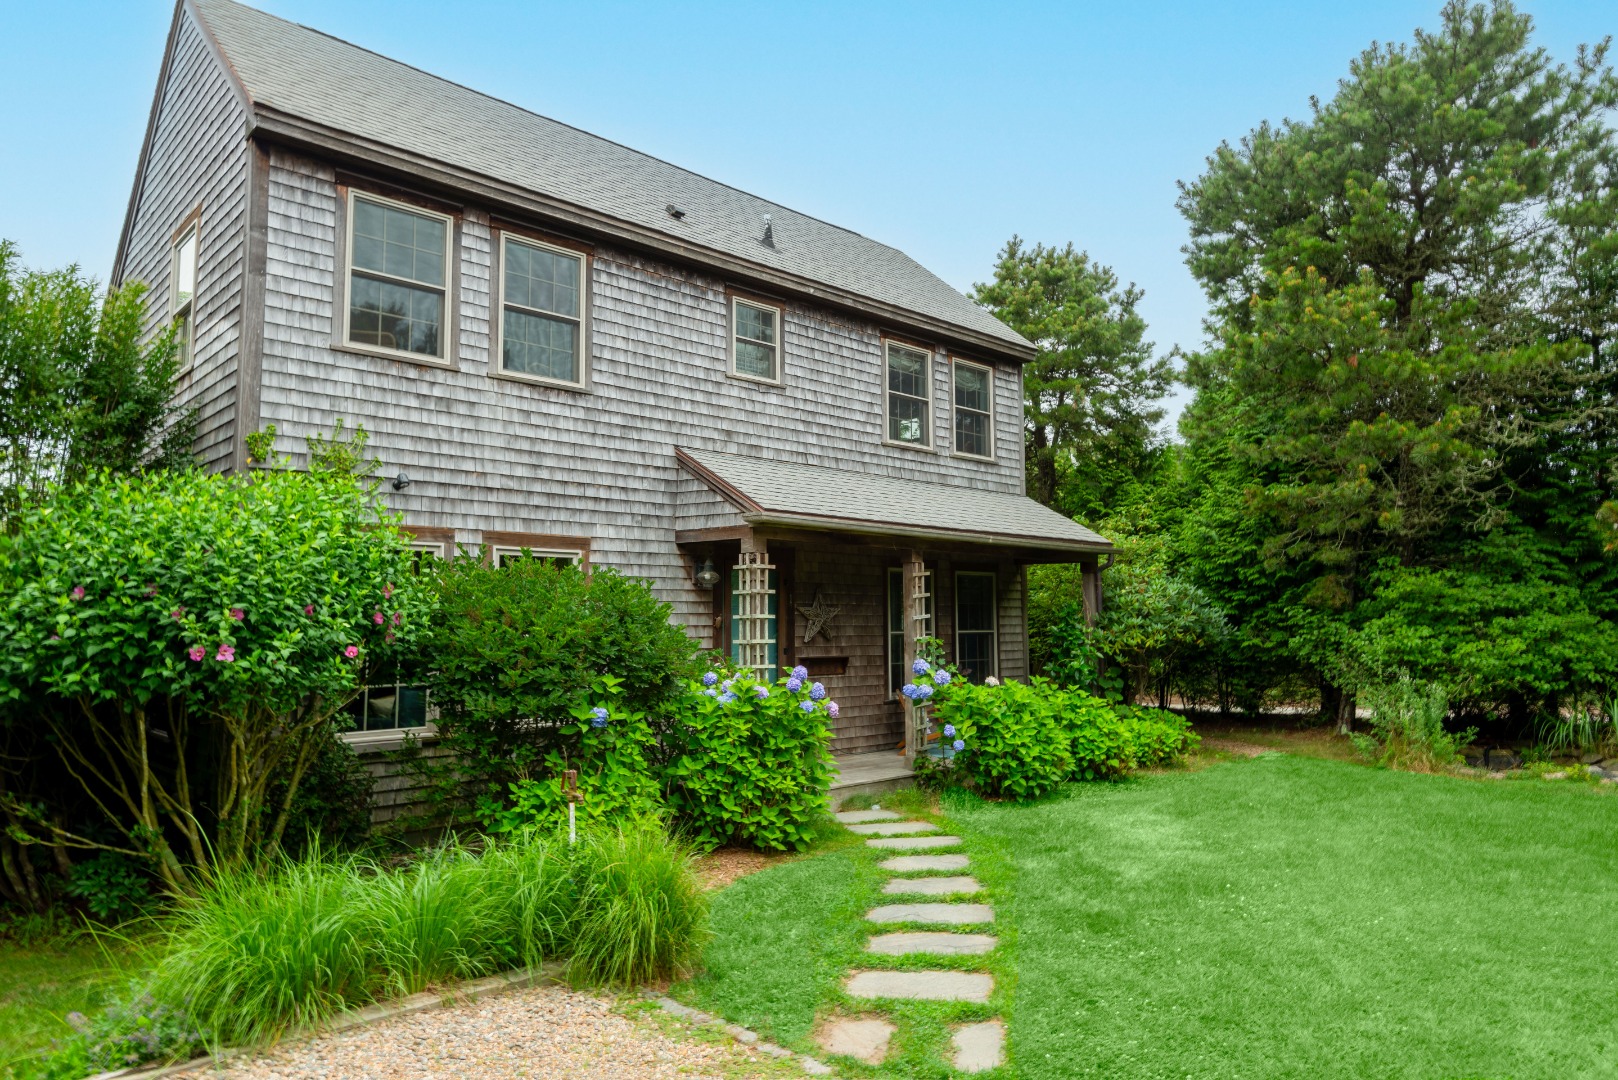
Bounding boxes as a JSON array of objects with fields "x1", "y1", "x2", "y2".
[
  {"x1": 498, "y1": 234, "x2": 585, "y2": 386},
  {"x1": 345, "y1": 191, "x2": 451, "y2": 361},
  {"x1": 491, "y1": 545, "x2": 583, "y2": 569},
  {"x1": 952, "y1": 360, "x2": 994, "y2": 459},
  {"x1": 730, "y1": 297, "x2": 782, "y2": 382},
  {"x1": 885, "y1": 341, "x2": 931, "y2": 447},
  {"x1": 343, "y1": 670, "x2": 433, "y2": 737},
  {"x1": 171, "y1": 223, "x2": 198, "y2": 370},
  {"x1": 955, "y1": 572, "x2": 997, "y2": 683},
  {"x1": 887, "y1": 567, "x2": 934, "y2": 693}
]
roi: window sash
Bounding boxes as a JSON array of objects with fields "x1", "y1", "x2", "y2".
[
  {"x1": 886, "y1": 343, "x2": 931, "y2": 446},
  {"x1": 491, "y1": 546, "x2": 582, "y2": 568},
  {"x1": 953, "y1": 362, "x2": 993, "y2": 457},
  {"x1": 171, "y1": 226, "x2": 198, "y2": 370},
  {"x1": 731, "y1": 298, "x2": 781, "y2": 381},
  {"x1": 345, "y1": 192, "x2": 451, "y2": 360},
  {"x1": 500, "y1": 235, "x2": 585, "y2": 385},
  {"x1": 344, "y1": 679, "x2": 433, "y2": 733},
  {"x1": 955, "y1": 572, "x2": 997, "y2": 682}
]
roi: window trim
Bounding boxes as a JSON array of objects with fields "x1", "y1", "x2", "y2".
[
  {"x1": 338, "y1": 188, "x2": 456, "y2": 367},
  {"x1": 170, "y1": 212, "x2": 200, "y2": 372},
  {"x1": 491, "y1": 230, "x2": 590, "y2": 391},
  {"x1": 727, "y1": 293, "x2": 785, "y2": 386},
  {"x1": 954, "y1": 570, "x2": 998, "y2": 681},
  {"x1": 882, "y1": 338, "x2": 935, "y2": 452},
  {"x1": 950, "y1": 357, "x2": 996, "y2": 461},
  {"x1": 481, "y1": 529, "x2": 592, "y2": 570},
  {"x1": 339, "y1": 677, "x2": 437, "y2": 746},
  {"x1": 490, "y1": 545, "x2": 584, "y2": 568}
]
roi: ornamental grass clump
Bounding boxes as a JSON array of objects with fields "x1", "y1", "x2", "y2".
[{"x1": 566, "y1": 818, "x2": 709, "y2": 986}]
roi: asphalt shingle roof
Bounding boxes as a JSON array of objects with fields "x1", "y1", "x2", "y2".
[
  {"x1": 679, "y1": 448, "x2": 1110, "y2": 551},
  {"x1": 191, "y1": 0, "x2": 1031, "y2": 355}
]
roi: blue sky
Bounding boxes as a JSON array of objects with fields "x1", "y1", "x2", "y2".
[{"x1": 2, "y1": 0, "x2": 1610, "y2": 425}]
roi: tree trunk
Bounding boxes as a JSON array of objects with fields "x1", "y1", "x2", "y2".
[{"x1": 1336, "y1": 690, "x2": 1356, "y2": 735}]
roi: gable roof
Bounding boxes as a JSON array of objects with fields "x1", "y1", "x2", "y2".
[
  {"x1": 677, "y1": 448, "x2": 1111, "y2": 554},
  {"x1": 182, "y1": 0, "x2": 1033, "y2": 360}
]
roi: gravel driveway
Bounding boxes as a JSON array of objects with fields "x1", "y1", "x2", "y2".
[{"x1": 172, "y1": 984, "x2": 787, "y2": 1080}]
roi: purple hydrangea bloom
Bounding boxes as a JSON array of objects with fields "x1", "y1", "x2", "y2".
[
  {"x1": 943, "y1": 724, "x2": 956, "y2": 737},
  {"x1": 900, "y1": 683, "x2": 920, "y2": 700},
  {"x1": 914, "y1": 684, "x2": 934, "y2": 700},
  {"x1": 810, "y1": 682, "x2": 826, "y2": 701},
  {"x1": 912, "y1": 658, "x2": 930, "y2": 676},
  {"x1": 786, "y1": 676, "x2": 804, "y2": 693},
  {"x1": 590, "y1": 706, "x2": 609, "y2": 728},
  {"x1": 755, "y1": 685, "x2": 770, "y2": 699},
  {"x1": 703, "y1": 688, "x2": 719, "y2": 698},
  {"x1": 953, "y1": 739, "x2": 965, "y2": 751},
  {"x1": 702, "y1": 671, "x2": 719, "y2": 687},
  {"x1": 719, "y1": 691, "x2": 737, "y2": 704},
  {"x1": 935, "y1": 670, "x2": 952, "y2": 686},
  {"x1": 791, "y1": 665, "x2": 808, "y2": 680},
  {"x1": 827, "y1": 701, "x2": 840, "y2": 718},
  {"x1": 799, "y1": 700, "x2": 817, "y2": 713}
]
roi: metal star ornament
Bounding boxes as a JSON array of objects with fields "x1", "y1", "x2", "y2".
[{"x1": 795, "y1": 589, "x2": 842, "y2": 644}]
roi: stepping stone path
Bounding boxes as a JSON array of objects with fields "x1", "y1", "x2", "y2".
[{"x1": 820, "y1": 806, "x2": 1007, "y2": 1071}]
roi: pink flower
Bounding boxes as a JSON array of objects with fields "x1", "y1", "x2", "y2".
[
  {"x1": 229, "y1": 608, "x2": 244, "y2": 621},
  {"x1": 827, "y1": 701, "x2": 840, "y2": 719},
  {"x1": 144, "y1": 584, "x2": 159, "y2": 598},
  {"x1": 215, "y1": 644, "x2": 235, "y2": 662},
  {"x1": 71, "y1": 586, "x2": 85, "y2": 600},
  {"x1": 304, "y1": 604, "x2": 315, "y2": 616},
  {"x1": 344, "y1": 645, "x2": 359, "y2": 659},
  {"x1": 384, "y1": 630, "x2": 395, "y2": 643},
  {"x1": 373, "y1": 611, "x2": 385, "y2": 625},
  {"x1": 384, "y1": 583, "x2": 394, "y2": 600},
  {"x1": 391, "y1": 611, "x2": 402, "y2": 626},
  {"x1": 171, "y1": 607, "x2": 186, "y2": 621},
  {"x1": 188, "y1": 645, "x2": 205, "y2": 662}
]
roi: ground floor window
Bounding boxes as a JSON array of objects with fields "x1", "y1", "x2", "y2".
[
  {"x1": 343, "y1": 674, "x2": 432, "y2": 734},
  {"x1": 888, "y1": 567, "x2": 934, "y2": 692},
  {"x1": 730, "y1": 568, "x2": 778, "y2": 680},
  {"x1": 490, "y1": 546, "x2": 582, "y2": 568},
  {"x1": 955, "y1": 571, "x2": 997, "y2": 683}
]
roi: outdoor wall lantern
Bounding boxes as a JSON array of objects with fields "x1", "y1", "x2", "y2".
[
  {"x1": 392, "y1": 472, "x2": 411, "y2": 492},
  {"x1": 694, "y1": 558, "x2": 721, "y2": 589}
]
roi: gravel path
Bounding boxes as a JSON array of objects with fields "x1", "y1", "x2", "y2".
[{"x1": 173, "y1": 984, "x2": 784, "y2": 1080}]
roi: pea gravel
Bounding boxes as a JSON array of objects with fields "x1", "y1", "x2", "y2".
[{"x1": 171, "y1": 984, "x2": 783, "y2": 1080}]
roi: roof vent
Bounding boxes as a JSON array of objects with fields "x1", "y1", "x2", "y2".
[
  {"x1": 761, "y1": 213, "x2": 775, "y2": 248},
  {"x1": 665, "y1": 204, "x2": 686, "y2": 220}
]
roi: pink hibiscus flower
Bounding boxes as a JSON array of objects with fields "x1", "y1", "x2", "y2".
[
  {"x1": 216, "y1": 644, "x2": 236, "y2": 662},
  {"x1": 188, "y1": 645, "x2": 205, "y2": 662},
  {"x1": 343, "y1": 644, "x2": 359, "y2": 659}
]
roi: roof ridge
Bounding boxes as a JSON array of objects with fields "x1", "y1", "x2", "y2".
[{"x1": 196, "y1": 0, "x2": 911, "y2": 255}]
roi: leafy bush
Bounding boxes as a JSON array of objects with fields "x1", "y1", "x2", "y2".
[
  {"x1": 1064, "y1": 688, "x2": 1138, "y2": 780},
  {"x1": 933, "y1": 675, "x2": 1074, "y2": 801},
  {"x1": 267, "y1": 724, "x2": 376, "y2": 857},
  {"x1": 423, "y1": 558, "x2": 698, "y2": 825},
  {"x1": 33, "y1": 989, "x2": 209, "y2": 1078},
  {"x1": 0, "y1": 466, "x2": 430, "y2": 888},
  {"x1": 1123, "y1": 706, "x2": 1202, "y2": 767},
  {"x1": 1353, "y1": 676, "x2": 1475, "y2": 771},
  {"x1": 65, "y1": 852, "x2": 153, "y2": 923},
  {"x1": 660, "y1": 666, "x2": 836, "y2": 851}
]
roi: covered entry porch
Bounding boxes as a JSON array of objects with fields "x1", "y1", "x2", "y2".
[{"x1": 674, "y1": 448, "x2": 1113, "y2": 759}]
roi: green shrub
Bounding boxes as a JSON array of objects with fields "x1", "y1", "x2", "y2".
[
  {"x1": 566, "y1": 818, "x2": 709, "y2": 985},
  {"x1": 423, "y1": 559, "x2": 698, "y2": 825},
  {"x1": 660, "y1": 667, "x2": 836, "y2": 851},
  {"x1": 1353, "y1": 676, "x2": 1475, "y2": 771},
  {"x1": 934, "y1": 676, "x2": 1074, "y2": 801},
  {"x1": 65, "y1": 852, "x2": 153, "y2": 923},
  {"x1": 1122, "y1": 706, "x2": 1202, "y2": 766}
]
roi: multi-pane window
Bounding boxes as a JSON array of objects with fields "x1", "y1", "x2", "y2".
[
  {"x1": 491, "y1": 546, "x2": 582, "y2": 569},
  {"x1": 501, "y1": 236, "x2": 584, "y2": 385},
  {"x1": 955, "y1": 572, "x2": 997, "y2": 683},
  {"x1": 886, "y1": 342, "x2": 931, "y2": 447},
  {"x1": 953, "y1": 361, "x2": 993, "y2": 458},
  {"x1": 731, "y1": 297, "x2": 781, "y2": 382},
  {"x1": 887, "y1": 567, "x2": 934, "y2": 693},
  {"x1": 171, "y1": 224, "x2": 198, "y2": 370},
  {"x1": 343, "y1": 670, "x2": 432, "y2": 733},
  {"x1": 347, "y1": 193, "x2": 449, "y2": 360}
]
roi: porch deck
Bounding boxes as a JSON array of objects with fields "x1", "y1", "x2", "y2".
[{"x1": 830, "y1": 750, "x2": 915, "y2": 808}]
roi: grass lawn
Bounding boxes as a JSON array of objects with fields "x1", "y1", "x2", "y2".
[
  {"x1": 686, "y1": 755, "x2": 1618, "y2": 1079},
  {"x1": 0, "y1": 930, "x2": 143, "y2": 1075}
]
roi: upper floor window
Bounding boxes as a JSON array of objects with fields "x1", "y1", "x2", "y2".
[
  {"x1": 170, "y1": 223, "x2": 198, "y2": 369},
  {"x1": 346, "y1": 192, "x2": 450, "y2": 361},
  {"x1": 886, "y1": 341, "x2": 931, "y2": 448},
  {"x1": 952, "y1": 360, "x2": 994, "y2": 459},
  {"x1": 499, "y1": 235, "x2": 585, "y2": 387},
  {"x1": 730, "y1": 297, "x2": 782, "y2": 383}
]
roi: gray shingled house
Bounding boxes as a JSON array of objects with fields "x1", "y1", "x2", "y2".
[{"x1": 113, "y1": 0, "x2": 1111, "y2": 780}]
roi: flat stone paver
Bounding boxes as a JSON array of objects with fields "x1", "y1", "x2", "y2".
[
  {"x1": 866, "y1": 835, "x2": 963, "y2": 850},
  {"x1": 817, "y1": 1017, "x2": 894, "y2": 1065},
  {"x1": 866, "y1": 932, "x2": 997, "y2": 956},
  {"x1": 878, "y1": 854, "x2": 970, "y2": 872},
  {"x1": 834, "y1": 809, "x2": 903, "y2": 824},
  {"x1": 846, "y1": 970, "x2": 994, "y2": 1003},
  {"x1": 882, "y1": 875, "x2": 981, "y2": 896},
  {"x1": 846, "y1": 820, "x2": 940, "y2": 836},
  {"x1": 866, "y1": 902, "x2": 994, "y2": 925},
  {"x1": 953, "y1": 1020, "x2": 1006, "y2": 1073}
]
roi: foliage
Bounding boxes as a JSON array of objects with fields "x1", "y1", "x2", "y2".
[
  {"x1": 265, "y1": 725, "x2": 376, "y2": 858},
  {"x1": 1122, "y1": 706, "x2": 1202, "y2": 766},
  {"x1": 660, "y1": 666, "x2": 836, "y2": 852},
  {"x1": 63, "y1": 853, "x2": 152, "y2": 924},
  {"x1": 20, "y1": 988, "x2": 208, "y2": 1079},
  {"x1": 1352, "y1": 676, "x2": 1475, "y2": 770},
  {"x1": 0, "y1": 241, "x2": 195, "y2": 533},
  {"x1": 972, "y1": 238, "x2": 1172, "y2": 516},
  {"x1": 0, "y1": 456, "x2": 430, "y2": 891},
  {"x1": 421, "y1": 557, "x2": 697, "y2": 824},
  {"x1": 1097, "y1": 551, "x2": 1228, "y2": 706},
  {"x1": 1536, "y1": 700, "x2": 1618, "y2": 758},
  {"x1": 933, "y1": 676, "x2": 1075, "y2": 800}
]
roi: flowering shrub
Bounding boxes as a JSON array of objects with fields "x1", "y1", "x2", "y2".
[
  {"x1": 39, "y1": 988, "x2": 207, "y2": 1077},
  {"x1": 661, "y1": 665, "x2": 836, "y2": 851}
]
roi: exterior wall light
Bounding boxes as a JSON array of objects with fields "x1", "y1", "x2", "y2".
[
  {"x1": 694, "y1": 558, "x2": 721, "y2": 588},
  {"x1": 392, "y1": 472, "x2": 411, "y2": 491}
]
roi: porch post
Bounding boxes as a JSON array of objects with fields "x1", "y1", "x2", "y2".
[
  {"x1": 732, "y1": 535, "x2": 776, "y2": 681},
  {"x1": 1081, "y1": 557, "x2": 1100, "y2": 626},
  {"x1": 902, "y1": 549, "x2": 930, "y2": 763}
]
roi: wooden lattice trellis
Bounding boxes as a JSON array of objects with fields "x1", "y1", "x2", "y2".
[
  {"x1": 731, "y1": 549, "x2": 777, "y2": 681},
  {"x1": 904, "y1": 555, "x2": 933, "y2": 761}
]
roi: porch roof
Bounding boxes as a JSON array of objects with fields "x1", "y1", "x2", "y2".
[{"x1": 676, "y1": 448, "x2": 1112, "y2": 556}]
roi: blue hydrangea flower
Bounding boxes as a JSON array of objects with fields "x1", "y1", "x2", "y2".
[
  {"x1": 755, "y1": 685, "x2": 770, "y2": 699},
  {"x1": 719, "y1": 691, "x2": 737, "y2": 704},
  {"x1": 935, "y1": 670, "x2": 952, "y2": 686},
  {"x1": 900, "y1": 683, "x2": 919, "y2": 700},
  {"x1": 799, "y1": 700, "x2": 817, "y2": 713},
  {"x1": 791, "y1": 665, "x2": 808, "y2": 680},
  {"x1": 786, "y1": 676, "x2": 804, "y2": 693},
  {"x1": 590, "y1": 706, "x2": 609, "y2": 728},
  {"x1": 721, "y1": 679, "x2": 734, "y2": 693},
  {"x1": 915, "y1": 684, "x2": 934, "y2": 700},
  {"x1": 703, "y1": 688, "x2": 718, "y2": 698},
  {"x1": 702, "y1": 671, "x2": 719, "y2": 687},
  {"x1": 912, "y1": 658, "x2": 931, "y2": 676},
  {"x1": 953, "y1": 739, "x2": 965, "y2": 751},
  {"x1": 809, "y1": 682, "x2": 826, "y2": 701},
  {"x1": 943, "y1": 724, "x2": 955, "y2": 737}
]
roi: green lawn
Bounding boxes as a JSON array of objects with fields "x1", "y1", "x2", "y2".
[
  {"x1": 686, "y1": 755, "x2": 1618, "y2": 1078},
  {"x1": 0, "y1": 931, "x2": 143, "y2": 1076}
]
